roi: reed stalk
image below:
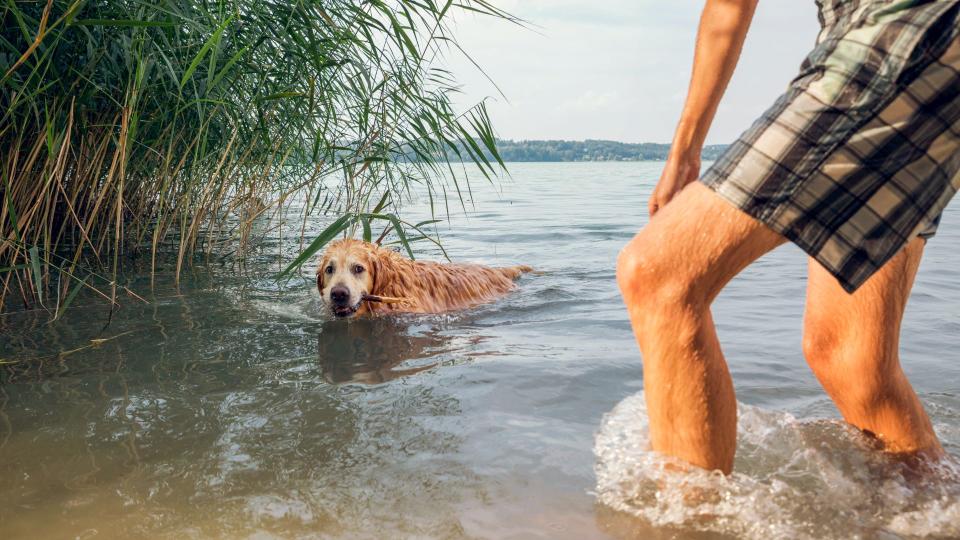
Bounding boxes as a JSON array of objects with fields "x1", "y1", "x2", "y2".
[{"x1": 0, "y1": 0, "x2": 511, "y2": 316}]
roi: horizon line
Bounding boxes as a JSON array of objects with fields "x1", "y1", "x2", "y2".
[{"x1": 495, "y1": 138, "x2": 729, "y2": 146}]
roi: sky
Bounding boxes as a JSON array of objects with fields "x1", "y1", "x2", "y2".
[{"x1": 443, "y1": 1, "x2": 820, "y2": 144}]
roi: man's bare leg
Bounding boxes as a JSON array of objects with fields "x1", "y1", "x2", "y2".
[
  {"x1": 803, "y1": 238, "x2": 944, "y2": 457},
  {"x1": 616, "y1": 182, "x2": 785, "y2": 473}
]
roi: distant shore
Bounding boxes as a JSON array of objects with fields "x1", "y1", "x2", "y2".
[{"x1": 485, "y1": 140, "x2": 729, "y2": 162}]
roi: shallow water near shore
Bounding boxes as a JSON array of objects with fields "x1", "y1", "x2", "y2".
[{"x1": 1, "y1": 162, "x2": 959, "y2": 539}]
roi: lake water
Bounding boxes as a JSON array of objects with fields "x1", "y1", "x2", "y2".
[{"x1": 1, "y1": 162, "x2": 958, "y2": 539}]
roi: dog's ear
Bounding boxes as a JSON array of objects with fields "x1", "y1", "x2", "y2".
[
  {"x1": 366, "y1": 245, "x2": 390, "y2": 296},
  {"x1": 316, "y1": 257, "x2": 327, "y2": 293},
  {"x1": 368, "y1": 252, "x2": 383, "y2": 295}
]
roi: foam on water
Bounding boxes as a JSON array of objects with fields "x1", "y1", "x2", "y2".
[{"x1": 594, "y1": 392, "x2": 960, "y2": 539}]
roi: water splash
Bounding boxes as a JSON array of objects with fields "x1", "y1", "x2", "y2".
[{"x1": 594, "y1": 392, "x2": 960, "y2": 539}]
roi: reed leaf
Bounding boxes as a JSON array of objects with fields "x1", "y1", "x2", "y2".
[{"x1": 277, "y1": 213, "x2": 355, "y2": 279}]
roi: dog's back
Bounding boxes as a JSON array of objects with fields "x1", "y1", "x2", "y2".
[{"x1": 372, "y1": 251, "x2": 532, "y2": 314}]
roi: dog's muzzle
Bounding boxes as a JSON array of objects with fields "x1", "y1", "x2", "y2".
[
  {"x1": 330, "y1": 301, "x2": 361, "y2": 318},
  {"x1": 329, "y1": 284, "x2": 361, "y2": 318}
]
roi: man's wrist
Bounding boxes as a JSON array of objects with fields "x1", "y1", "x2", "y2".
[
  {"x1": 670, "y1": 120, "x2": 707, "y2": 159},
  {"x1": 668, "y1": 142, "x2": 703, "y2": 162}
]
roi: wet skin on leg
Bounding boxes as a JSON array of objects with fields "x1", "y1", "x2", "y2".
[
  {"x1": 803, "y1": 238, "x2": 944, "y2": 458},
  {"x1": 616, "y1": 182, "x2": 785, "y2": 474}
]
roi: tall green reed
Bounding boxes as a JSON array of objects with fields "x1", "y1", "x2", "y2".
[{"x1": 0, "y1": 0, "x2": 511, "y2": 316}]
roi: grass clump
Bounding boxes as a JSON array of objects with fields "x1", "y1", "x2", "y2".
[{"x1": 0, "y1": 0, "x2": 511, "y2": 316}]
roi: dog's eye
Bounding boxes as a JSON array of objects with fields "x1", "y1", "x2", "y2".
[
  {"x1": 353, "y1": 264, "x2": 365, "y2": 274},
  {"x1": 325, "y1": 265, "x2": 334, "y2": 274}
]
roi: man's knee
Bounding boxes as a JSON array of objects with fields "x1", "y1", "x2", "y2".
[
  {"x1": 802, "y1": 314, "x2": 896, "y2": 380},
  {"x1": 801, "y1": 320, "x2": 841, "y2": 373},
  {"x1": 616, "y1": 236, "x2": 699, "y2": 312}
]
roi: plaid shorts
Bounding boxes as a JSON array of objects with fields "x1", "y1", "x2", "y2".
[{"x1": 701, "y1": 0, "x2": 960, "y2": 292}]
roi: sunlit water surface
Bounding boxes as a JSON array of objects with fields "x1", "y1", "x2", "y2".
[{"x1": 1, "y1": 163, "x2": 959, "y2": 539}]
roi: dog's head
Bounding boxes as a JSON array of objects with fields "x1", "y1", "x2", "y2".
[{"x1": 317, "y1": 239, "x2": 383, "y2": 318}]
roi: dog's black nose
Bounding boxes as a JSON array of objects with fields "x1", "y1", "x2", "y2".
[{"x1": 330, "y1": 285, "x2": 350, "y2": 306}]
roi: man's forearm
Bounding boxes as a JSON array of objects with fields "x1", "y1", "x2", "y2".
[{"x1": 671, "y1": 0, "x2": 758, "y2": 155}]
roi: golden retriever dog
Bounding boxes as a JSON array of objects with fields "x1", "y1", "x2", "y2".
[{"x1": 317, "y1": 239, "x2": 532, "y2": 318}]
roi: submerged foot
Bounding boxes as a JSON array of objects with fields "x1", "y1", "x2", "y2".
[{"x1": 858, "y1": 427, "x2": 953, "y2": 484}]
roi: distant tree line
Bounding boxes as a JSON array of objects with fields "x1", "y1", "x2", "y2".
[{"x1": 451, "y1": 139, "x2": 729, "y2": 162}]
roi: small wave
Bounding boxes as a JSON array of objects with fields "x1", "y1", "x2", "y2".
[{"x1": 594, "y1": 393, "x2": 960, "y2": 540}]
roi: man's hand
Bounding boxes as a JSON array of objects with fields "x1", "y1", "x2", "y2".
[{"x1": 649, "y1": 151, "x2": 701, "y2": 216}]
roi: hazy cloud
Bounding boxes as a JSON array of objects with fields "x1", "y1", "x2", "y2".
[{"x1": 444, "y1": 1, "x2": 819, "y2": 143}]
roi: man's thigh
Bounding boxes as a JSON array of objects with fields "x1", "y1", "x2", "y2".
[
  {"x1": 619, "y1": 182, "x2": 786, "y2": 305},
  {"x1": 804, "y1": 237, "x2": 926, "y2": 350}
]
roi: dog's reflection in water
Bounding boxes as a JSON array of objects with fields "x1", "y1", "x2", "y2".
[{"x1": 316, "y1": 317, "x2": 454, "y2": 385}]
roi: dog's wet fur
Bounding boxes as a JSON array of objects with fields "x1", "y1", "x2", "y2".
[{"x1": 317, "y1": 239, "x2": 532, "y2": 318}]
